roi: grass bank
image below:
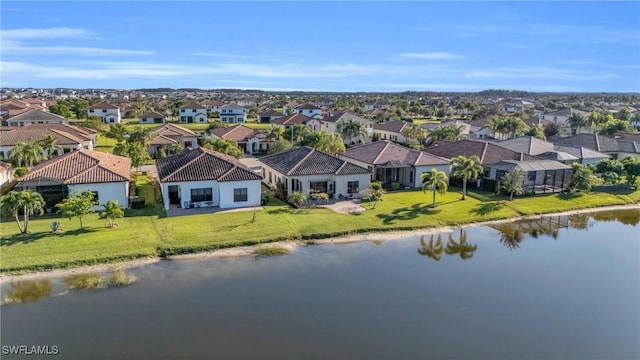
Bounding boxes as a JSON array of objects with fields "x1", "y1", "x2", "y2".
[{"x1": 2, "y1": 185, "x2": 639, "y2": 275}]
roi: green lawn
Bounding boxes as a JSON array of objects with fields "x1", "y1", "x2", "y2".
[
  {"x1": 94, "y1": 134, "x2": 117, "y2": 153},
  {"x1": 2, "y1": 185, "x2": 638, "y2": 274}
]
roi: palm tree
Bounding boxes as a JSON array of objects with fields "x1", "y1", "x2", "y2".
[
  {"x1": 402, "y1": 123, "x2": 427, "y2": 143},
  {"x1": 444, "y1": 230, "x2": 477, "y2": 260},
  {"x1": 40, "y1": 134, "x2": 64, "y2": 159},
  {"x1": 417, "y1": 234, "x2": 444, "y2": 261},
  {"x1": 288, "y1": 124, "x2": 310, "y2": 144},
  {"x1": 337, "y1": 119, "x2": 369, "y2": 144},
  {"x1": 267, "y1": 126, "x2": 286, "y2": 140},
  {"x1": 421, "y1": 168, "x2": 449, "y2": 208},
  {"x1": 449, "y1": 155, "x2": 483, "y2": 200},
  {"x1": 1, "y1": 190, "x2": 25, "y2": 233},
  {"x1": 10, "y1": 141, "x2": 44, "y2": 168},
  {"x1": 316, "y1": 132, "x2": 346, "y2": 155},
  {"x1": 567, "y1": 112, "x2": 588, "y2": 134},
  {"x1": 489, "y1": 115, "x2": 507, "y2": 139},
  {"x1": 99, "y1": 200, "x2": 124, "y2": 228},
  {"x1": 502, "y1": 167, "x2": 526, "y2": 200},
  {"x1": 19, "y1": 190, "x2": 45, "y2": 234}
]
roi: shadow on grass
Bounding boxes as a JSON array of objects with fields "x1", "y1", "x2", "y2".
[
  {"x1": 62, "y1": 228, "x2": 99, "y2": 236},
  {"x1": 558, "y1": 192, "x2": 584, "y2": 201},
  {"x1": 471, "y1": 202, "x2": 505, "y2": 216},
  {"x1": 266, "y1": 207, "x2": 295, "y2": 215},
  {"x1": 0, "y1": 232, "x2": 50, "y2": 246},
  {"x1": 376, "y1": 203, "x2": 440, "y2": 225}
]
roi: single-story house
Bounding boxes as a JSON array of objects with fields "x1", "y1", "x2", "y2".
[
  {"x1": 210, "y1": 124, "x2": 271, "y2": 155},
  {"x1": 15, "y1": 150, "x2": 131, "y2": 210},
  {"x1": 5, "y1": 109, "x2": 67, "y2": 127},
  {"x1": 260, "y1": 146, "x2": 371, "y2": 199},
  {"x1": 0, "y1": 123, "x2": 96, "y2": 159},
  {"x1": 156, "y1": 147, "x2": 263, "y2": 210},
  {"x1": 147, "y1": 123, "x2": 198, "y2": 156},
  {"x1": 495, "y1": 135, "x2": 609, "y2": 165},
  {"x1": 259, "y1": 109, "x2": 285, "y2": 123},
  {"x1": 485, "y1": 160, "x2": 573, "y2": 194},
  {"x1": 549, "y1": 133, "x2": 639, "y2": 160},
  {"x1": 340, "y1": 140, "x2": 450, "y2": 189},
  {"x1": 139, "y1": 111, "x2": 165, "y2": 124},
  {"x1": 271, "y1": 113, "x2": 324, "y2": 132}
]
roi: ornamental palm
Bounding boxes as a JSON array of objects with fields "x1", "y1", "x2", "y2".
[
  {"x1": 19, "y1": 190, "x2": 45, "y2": 234},
  {"x1": 402, "y1": 123, "x2": 427, "y2": 143},
  {"x1": 450, "y1": 155, "x2": 483, "y2": 200},
  {"x1": 337, "y1": 119, "x2": 368, "y2": 144},
  {"x1": 267, "y1": 126, "x2": 286, "y2": 140},
  {"x1": 1, "y1": 190, "x2": 25, "y2": 233},
  {"x1": 10, "y1": 141, "x2": 44, "y2": 168},
  {"x1": 40, "y1": 134, "x2": 64, "y2": 159},
  {"x1": 421, "y1": 168, "x2": 449, "y2": 208},
  {"x1": 417, "y1": 234, "x2": 444, "y2": 261},
  {"x1": 444, "y1": 230, "x2": 477, "y2": 260},
  {"x1": 288, "y1": 124, "x2": 310, "y2": 144}
]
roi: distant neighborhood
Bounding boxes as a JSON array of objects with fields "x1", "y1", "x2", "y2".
[{"x1": 1, "y1": 87, "x2": 639, "y2": 216}]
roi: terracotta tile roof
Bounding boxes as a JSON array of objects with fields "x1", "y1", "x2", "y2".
[
  {"x1": 259, "y1": 109, "x2": 284, "y2": 117},
  {"x1": 271, "y1": 114, "x2": 314, "y2": 126},
  {"x1": 139, "y1": 111, "x2": 164, "y2": 118},
  {"x1": 343, "y1": 140, "x2": 449, "y2": 167},
  {"x1": 149, "y1": 135, "x2": 178, "y2": 145},
  {"x1": 324, "y1": 111, "x2": 371, "y2": 124},
  {"x1": 374, "y1": 120, "x2": 409, "y2": 133},
  {"x1": 179, "y1": 102, "x2": 204, "y2": 110},
  {"x1": 88, "y1": 101, "x2": 119, "y2": 110},
  {"x1": 296, "y1": 103, "x2": 318, "y2": 110},
  {"x1": 424, "y1": 140, "x2": 538, "y2": 165},
  {"x1": 0, "y1": 161, "x2": 12, "y2": 171},
  {"x1": 260, "y1": 147, "x2": 370, "y2": 176},
  {"x1": 151, "y1": 123, "x2": 196, "y2": 137},
  {"x1": 220, "y1": 103, "x2": 244, "y2": 109},
  {"x1": 210, "y1": 125, "x2": 260, "y2": 142},
  {"x1": 6, "y1": 109, "x2": 66, "y2": 122},
  {"x1": 18, "y1": 150, "x2": 131, "y2": 185},
  {"x1": 157, "y1": 147, "x2": 261, "y2": 183},
  {"x1": 0, "y1": 124, "x2": 93, "y2": 146}
]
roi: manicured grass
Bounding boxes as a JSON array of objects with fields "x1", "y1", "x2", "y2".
[
  {"x1": 94, "y1": 134, "x2": 117, "y2": 153},
  {"x1": 243, "y1": 121, "x2": 272, "y2": 131},
  {"x1": 2, "y1": 186, "x2": 638, "y2": 274}
]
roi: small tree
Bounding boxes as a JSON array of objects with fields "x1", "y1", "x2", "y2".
[
  {"x1": 99, "y1": 200, "x2": 124, "y2": 228},
  {"x1": 449, "y1": 155, "x2": 483, "y2": 200},
  {"x1": 267, "y1": 139, "x2": 292, "y2": 154},
  {"x1": 1, "y1": 190, "x2": 25, "y2": 234},
  {"x1": 287, "y1": 191, "x2": 307, "y2": 208},
  {"x1": 622, "y1": 156, "x2": 640, "y2": 188},
  {"x1": 594, "y1": 159, "x2": 625, "y2": 184},
  {"x1": 421, "y1": 168, "x2": 449, "y2": 208},
  {"x1": 569, "y1": 163, "x2": 596, "y2": 193},
  {"x1": 501, "y1": 168, "x2": 525, "y2": 200},
  {"x1": 56, "y1": 191, "x2": 96, "y2": 230},
  {"x1": 361, "y1": 181, "x2": 385, "y2": 209},
  {"x1": 0, "y1": 190, "x2": 45, "y2": 234}
]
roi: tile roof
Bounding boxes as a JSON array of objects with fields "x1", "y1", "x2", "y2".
[
  {"x1": 324, "y1": 111, "x2": 371, "y2": 124},
  {"x1": 6, "y1": 109, "x2": 65, "y2": 122},
  {"x1": 536, "y1": 151, "x2": 579, "y2": 162},
  {"x1": 550, "y1": 134, "x2": 640, "y2": 154},
  {"x1": 179, "y1": 102, "x2": 205, "y2": 110},
  {"x1": 88, "y1": 101, "x2": 119, "y2": 110},
  {"x1": 18, "y1": 150, "x2": 131, "y2": 185},
  {"x1": 553, "y1": 144, "x2": 610, "y2": 160},
  {"x1": 259, "y1": 109, "x2": 284, "y2": 117},
  {"x1": 296, "y1": 103, "x2": 318, "y2": 110},
  {"x1": 156, "y1": 147, "x2": 261, "y2": 183},
  {"x1": 495, "y1": 136, "x2": 555, "y2": 155},
  {"x1": 342, "y1": 140, "x2": 449, "y2": 167},
  {"x1": 0, "y1": 161, "x2": 12, "y2": 171},
  {"x1": 0, "y1": 124, "x2": 94, "y2": 146},
  {"x1": 374, "y1": 120, "x2": 409, "y2": 133},
  {"x1": 424, "y1": 140, "x2": 538, "y2": 165},
  {"x1": 271, "y1": 113, "x2": 314, "y2": 126},
  {"x1": 151, "y1": 123, "x2": 196, "y2": 137},
  {"x1": 210, "y1": 124, "x2": 261, "y2": 142},
  {"x1": 260, "y1": 147, "x2": 370, "y2": 176},
  {"x1": 139, "y1": 111, "x2": 165, "y2": 118},
  {"x1": 220, "y1": 103, "x2": 244, "y2": 109}
]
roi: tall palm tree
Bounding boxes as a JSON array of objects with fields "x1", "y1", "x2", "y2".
[
  {"x1": 444, "y1": 230, "x2": 477, "y2": 260},
  {"x1": 267, "y1": 126, "x2": 286, "y2": 140},
  {"x1": 1, "y1": 190, "x2": 25, "y2": 233},
  {"x1": 489, "y1": 115, "x2": 507, "y2": 140},
  {"x1": 40, "y1": 134, "x2": 64, "y2": 159},
  {"x1": 19, "y1": 190, "x2": 45, "y2": 234},
  {"x1": 288, "y1": 124, "x2": 310, "y2": 144},
  {"x1": 568, "y1": 112, "x2": 587, "y2": 134},
  {"x1": 421, "y1": 168, "x2": 449, "y2": 208},
  {"x1": 450, "y1": 155, "x2": 483, "y2": 200},
  {"x1": 10, "y1": 141, "x2": 44, "y2": 168},
  {"x1": 402, "y1": 123, "x2": 427, "y2": 143},
  {"x1": 316, "y1": 132, "x2": 346, "y2": 155},
  {"x1": 337, "y1": 119, "x2": 369, "y2": 144},
  {"x1": 417, "y1": 234, "x2": 444, "y2": 261},
  {"x1": 8, "y1": 142, "x2": 28, "y2": 167}
]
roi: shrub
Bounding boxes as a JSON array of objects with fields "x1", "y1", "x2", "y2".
[
  {"x1": 64, "y1": 273, "x2": 107, "y2": 290},
  {"x1": 13, "y1": 167, "x2": 27, "y2": 178},
  {"x1": 50, "y1": 221, "x2": 62, "y2": 233},
  {"x1": 287, "y1": 191, "x2": 307, "y2": 208},
  {"x1": 255, "y1": 245, "x2": 290, "y2": 257},
  {"x1": 109, "y1": 270, "x2": 137, "y2": 286}
]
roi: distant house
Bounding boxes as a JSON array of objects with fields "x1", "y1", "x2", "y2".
[
  {"x1": 201, "y1": 99, "x2": 224, "y2": 112},
  {"x1": 467, "y1": 118, "x2": 495, "y2": 140},
  {"x1": 260, "y1": 146, "x2": 371, "y2": 200},
  {"x1": 294, "y1": 103, "x2": 323, "y2": 119},
  {"x1": 0, "y1": 161, "x2": 15, "y2": 187},
  {"x1": 541, "y1": 108, "x2": 591, "y2": 135},
  {"x1": 15, "y1": 150, "x2": 131, "y2": 210},
  {"x1": 259, "y1": 109, "x2": 285, "y2": 123},
  {"x1": 210, "y1": 124, "x2": 271, "y2": 155},
  {"x1": 156, "y1": 147, "x2": 263, "y2": 210},
  {"x1": 549, "y1": 134, "x2": 639, "y2": 160},
  {"x1": 219, "y1": 103, "x2": 247, "y2": 123},
  {"x1": 179, "y1": 102, "x2": 208, "y2": 123},
  {"x1": 484, "y1": 160, "x2": 573, "y2": 194},
  {"x1": 494, "y1": 136, "x2": 608, "y2": 165},
  {"x1": 422, "y1": 120, "x2": 471, "y2": 140},
  {"x1": 5, "y1": 109, "x2": 66, "y2": 127},
  {"x1": 147, "y1": 123, "x2": 198, "y2": 157},
  {"x1": 88, "y1": 101, "x2": 122, "y2": 124},
  {"x1": 139, "y1": 111, "x2": 165, "y2": 124},
  {"x1": 323, "y1": 111, "x2": 374, "y2": 144},
  {"x1": 340, "y1": 140, "x2": 450, "y2": 189},
  {"x1": 271, "y1": 114, "x2": 323, "y2": 132},
  {"x1": 373, "y1": 121, "x2": 410, "y2": 144},
  {"x1": 364, "y1": 101, "x2": 390, "y2": 112},
  {"x1": 0, "y1": 123, "x2": 96, "y2": 159}
]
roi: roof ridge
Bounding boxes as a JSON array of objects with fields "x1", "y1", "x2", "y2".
[
  {"x1": 334, "y1": 161, "x2": 348, "y2": 175},
  {"x1": 480, "y1": 142, "x2": 488, "y2": 163},
  {"x1": 415, "y1": 151, "x2": 423, "y2": 166},
  {"x1": 373, "y1": 141, "x2": 391, "y2": 164},
  {"x1": 287, "y1": 147, "x2": 315, "y2": 176}
]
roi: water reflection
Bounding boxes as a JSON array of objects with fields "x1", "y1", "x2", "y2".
[
  {"x1": 418, "y1": 229, "x2": 477, "y2": 261},
  {"x1": 2, "y1": 279, "x2": 52, "y2": 304}
]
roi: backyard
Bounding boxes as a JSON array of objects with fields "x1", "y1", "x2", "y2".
[{"x1": 1, "y1": 181, "x2": 639, "y2": 274}]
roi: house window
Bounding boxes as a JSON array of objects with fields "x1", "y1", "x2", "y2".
[
  {"x1": 483, "y1": 169, "x2": 490, "y2": 178},
  {"x1": 269, "y1": 171, "x2": 272, "y2": 183},
  {"x1": 262, "y1": 169, "x2": 266, "y2": 178},
  {"x1": 184, "y1": 141, "x2": 192, "y2": 148},
  {"x1": 309, "y1": 181, "x2": 327, "y2": 193},
  {"x1": 233, "y1": 188, "x2": 248, "y2": 202},
  {"x1": 89, "y1": 109, "x2": 94, "y2": 113},
  {"x1": 109, "y1": 119, "x2": 115, "y2": 123},
  {"x1": 191, "y1": 188, "x2": 212, "y2": 202},
  {"x1": 347, "y1": 181, "x2": 359, "y2": 194},
  {"x1": 181, "y1": 109, "x2": 185, "y2": 113},
  {"x1": 192, "y1": 109, "x2": 196, "y2": 112},
  {"x1": 496, "y1": 170, "x2": 507, "y2": 179},
  {"x1": 102, "y1": 109, "x2": 107, "y2": 113},
  {"x1": 527, "y1": 172, "x2": 536, "y2": 182}
]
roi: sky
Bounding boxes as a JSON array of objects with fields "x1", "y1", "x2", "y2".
[{"x1": 1, "y1": 1, "x2": 639, "y2": 92}]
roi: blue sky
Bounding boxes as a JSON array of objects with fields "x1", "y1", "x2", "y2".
[{"x1": 1, "y1": 1, "x2": 639, "y2": 92}]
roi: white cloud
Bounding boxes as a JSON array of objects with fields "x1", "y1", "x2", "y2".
[
  {"x1": 0, "y1": 27, "x2": 92, "y2": 39},
  {"x1": 399, "y1": 52, "x2": 464, "y2": 60}
]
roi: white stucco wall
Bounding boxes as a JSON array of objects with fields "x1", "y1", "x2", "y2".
[
  {"x1": 219, "y1": 180, "x2": 262, "y2": 208},
  {"x1": 68, "y1": 181, "x2": 129, "y2": 210},
  {"x1": 375, "y1": 129, "x2": 409, "y2": 144},
  {"x1": 161, "y1": 180, "x2": 220, "y2": 210},
  {"x1": 0, "y1": 168, "x2": 15, "y2": 186}
]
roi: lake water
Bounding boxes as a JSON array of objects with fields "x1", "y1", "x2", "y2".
[{"x1": 2, "y1": 209, "x2": 639, "y2": 359}]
